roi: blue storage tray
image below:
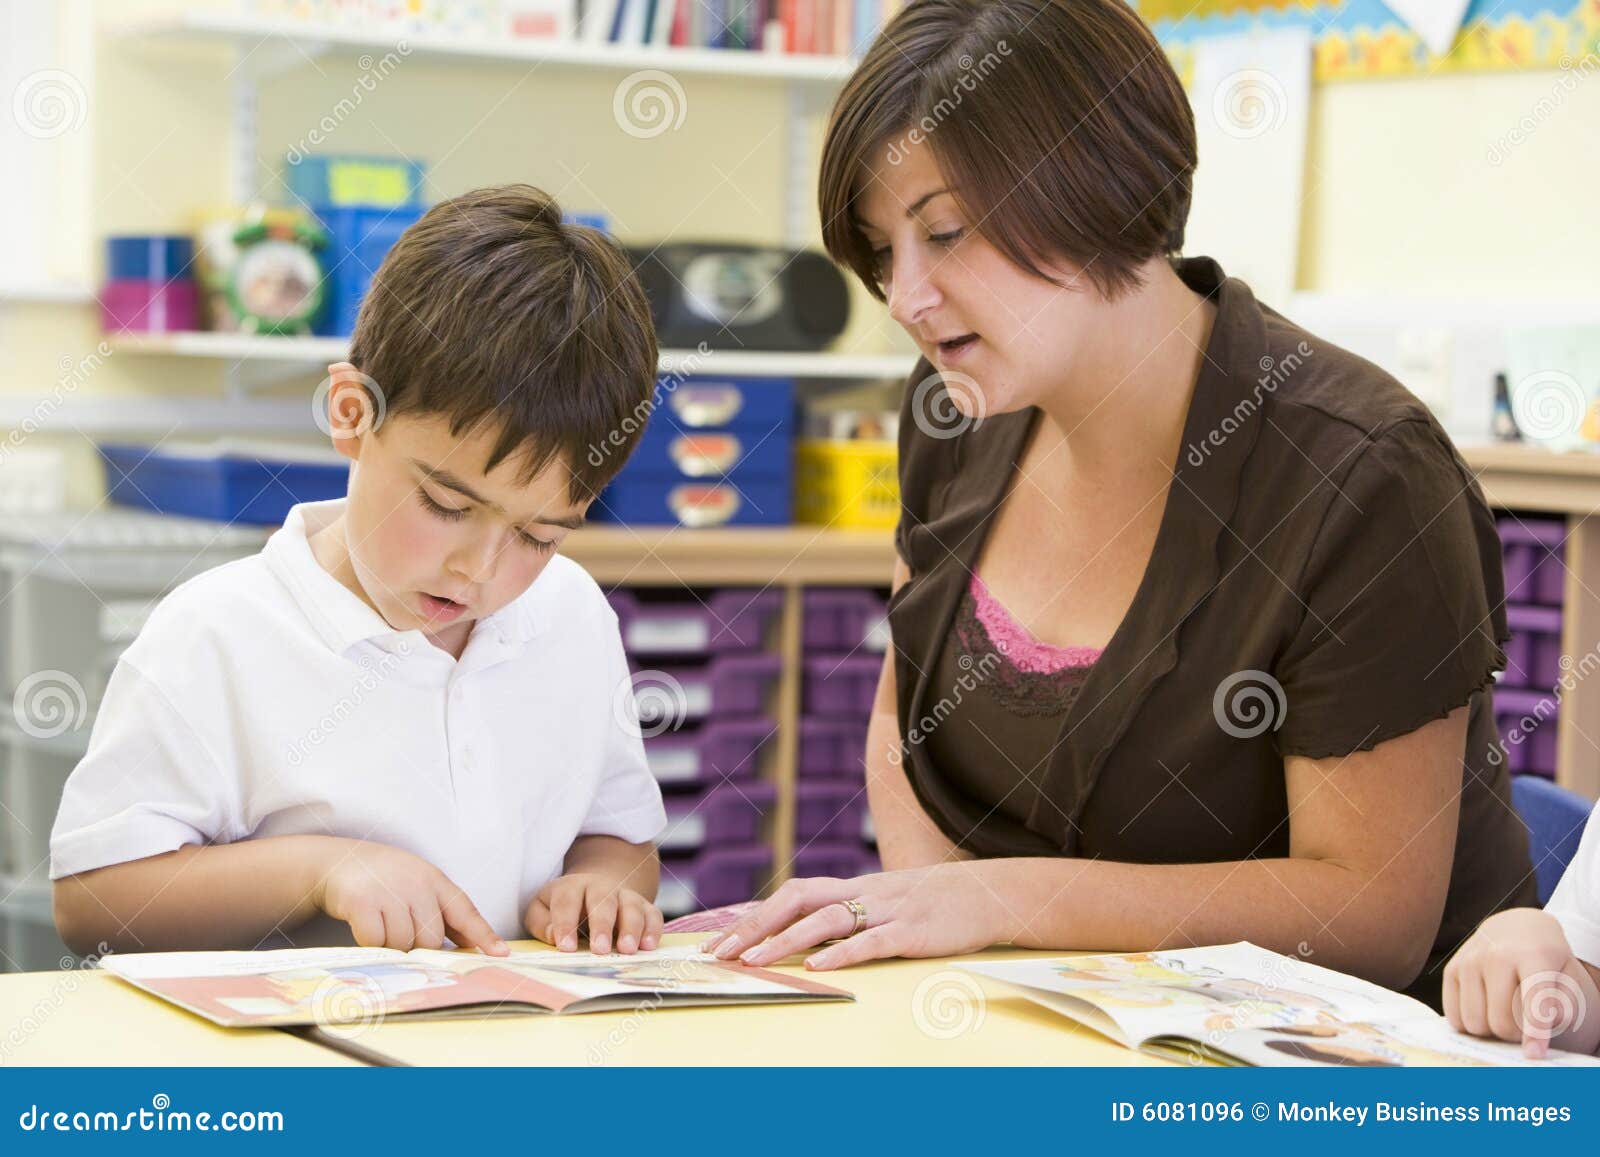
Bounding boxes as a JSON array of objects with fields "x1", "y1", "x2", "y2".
[
  {"x1": 100, "y1": 444, "x2": 349, "y2": 525},
  {"x1": 311, "y1": 204, "x2": 425, "y2": 337},
  {"x1": 652, "y1": 377, "x2": 794, "y2": 428},
  {"x1": 592, "y1": 476, "x2": 790, "y2": 527},
  {"x1": 621, "y1": 424, "x2": 792, "y2": 480}
]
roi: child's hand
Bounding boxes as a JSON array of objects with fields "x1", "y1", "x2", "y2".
[
  {"x1": 314, "y1": 838, "x2": 509, "y2": 956},
  {"x1": 1443, "y1": 907, "x2": 1600, "y2": 1057},
  {"x1": 525, "y1": 874, "x2": 662, "y2": 955}
]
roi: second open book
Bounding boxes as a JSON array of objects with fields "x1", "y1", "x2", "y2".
[
  {"x1": 100, "y1": 944, "x2": 850, "y2": 1028},
  {"x1": 961, "y1": 942, "x2": 1600, "y2": 1067}
]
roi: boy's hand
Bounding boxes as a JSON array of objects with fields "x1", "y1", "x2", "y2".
[
  {"x1": 313, "y1": 839, "x2": 508, "y2": 956},
  {"x1": 525, "y1": 873, "x2": 662, "y2": 955},
  {"x1": 1443, "y1": 907, "x2": 1600, "y2": 1057}
]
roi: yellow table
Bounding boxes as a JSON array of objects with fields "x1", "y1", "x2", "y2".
[
  {"x1": 347, "y1": 935, "x2": 1168, "y2": 1067},
  {"x1": 0, "y1": 936, "x2": 1168, "y2": 1066},
  {"x1": 0, "y1": 966, "x2": 359, "y2": 1066}
]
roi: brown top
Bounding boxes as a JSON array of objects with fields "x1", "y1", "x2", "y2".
[{"x1": 889, "y1": 256, "x2": 1536, "y2": 1010}]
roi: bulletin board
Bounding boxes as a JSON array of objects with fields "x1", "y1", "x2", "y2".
[{"x1": 1140, "y1": 0, "x2": 1600, "y2": 82}]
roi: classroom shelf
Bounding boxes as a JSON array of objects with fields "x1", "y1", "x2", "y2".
[
  {"x1": 565, "y1": 525, "x2": 894, "y2": 585},
  {"x1": 105, "y1": 332, "x2": 916, "y2": 383},
  {"x1": 119, "y1": 11, "x2": 863, "y2": 84}
]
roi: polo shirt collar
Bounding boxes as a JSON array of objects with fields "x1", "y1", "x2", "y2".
[{"x1": 263, "y1": 500, "x2": 544, "y2": 658}]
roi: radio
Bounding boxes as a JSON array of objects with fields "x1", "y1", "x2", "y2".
[{"x1": 626, "y1": 243, "x2": 850, "y2": 351}]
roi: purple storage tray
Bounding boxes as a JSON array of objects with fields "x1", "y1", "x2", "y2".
[
  {"x1": 793, "y1": 841, "x2": 881, "y2": 881},
  {"x1": 802, "y1": 589, "x2": 891, "y2": 652},
  {"x1": 1503, "y1": 604, "x2": 1564, "y2": 691},
  {"x1": 660, "y1": 781, "x2": 776, "y2": 852},
  {"x1": 1499, "y1": 519, "x2": 1566, "y2": 606},
  {"x1": 609, "y1": 588, "x2": 781, "y2": 656},
  {"x1": 803, "y1": 653, "x2": 881, "y2": 718},
  {"x1": 643, "y1": 716, "x2": 774, "y2": 786},
  {"x1": 635, "y1": 653, "x2": 782, "y2": 729},
  {"x1": 657, "y1": 844, "x2": 773, "y2": 917},
  {"x1": 100, "y1": 279, "x2": 199, "y2": 333},
  {"x1": 795, "y1": 779, "x2": 869, "y2": 843},
  {"x1": 798, "y1": 716, "x2": 869, "y2": 778},
  {"x1": 1495, "y1": 688, "x2": 1559, "y2": 775}
]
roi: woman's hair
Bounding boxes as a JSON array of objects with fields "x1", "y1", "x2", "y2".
[{"x1": 818, "y1": 0, "x2": 1196, "y2": 302}]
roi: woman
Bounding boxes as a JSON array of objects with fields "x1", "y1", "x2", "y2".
[{"x1": 705, "y1": 0, "x2": 1536, "y2": 1008}]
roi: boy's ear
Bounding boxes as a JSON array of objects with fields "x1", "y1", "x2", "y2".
[{"x1": 320, "y1": 362, "x2": 386, "y2": 460}]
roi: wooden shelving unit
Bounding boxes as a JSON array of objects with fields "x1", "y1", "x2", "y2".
[{"x1": 1461, "y1": 443, "x2": 1600, "y2": 800}]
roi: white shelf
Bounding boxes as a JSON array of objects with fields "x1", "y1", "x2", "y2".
[
  {"x1": 122, "y1": 11, "x2": 861, "y2": 84},
  {"x1": 106, "y1": 332, "x2": 914, "y2": 381},
  {"x1": 0, "y1": 281, "x2": 93, "y2": 306}
]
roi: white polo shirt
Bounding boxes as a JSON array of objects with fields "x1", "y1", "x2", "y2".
[
  {"x1": 1548, "y1": 805, "x2": 1600, "y2": 967},
  {"x1": 50, "y1": 500, "x2": 666, "y2": 946}
]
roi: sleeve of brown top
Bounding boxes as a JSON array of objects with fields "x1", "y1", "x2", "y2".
[{"x1": 1271, "y1": 418, "x2": 1510, "y2": 760}]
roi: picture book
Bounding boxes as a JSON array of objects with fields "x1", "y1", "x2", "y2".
[
  {"x1": 961, "y1": 942, "x2": 1600, "y2": 1067},
  {"x1": 100, "y1": 945, "x2": 851, "y2": 1028}
]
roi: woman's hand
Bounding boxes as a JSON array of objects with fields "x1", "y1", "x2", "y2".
[{"x1": 701, "y1": 863, "x2": 1012, "y2": 970}]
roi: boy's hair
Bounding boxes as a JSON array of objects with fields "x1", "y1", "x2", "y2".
[
  {"x1": 348, "y1": 184, "x2": 658, "y2": 503},
  {"x1": 818, "y1": 0, "x2": 1196, "y2": 302}
]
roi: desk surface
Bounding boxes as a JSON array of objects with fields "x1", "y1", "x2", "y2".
[
  {"x1": 0, "y1": 936, "x2": 1161, "y2": 1067},
  {"x1": 349, "y1": 935, "x2": 1164, "y2": 1067},
  {"x1": 0, "y1": 966, "x2": 359, "y2": 1067}
]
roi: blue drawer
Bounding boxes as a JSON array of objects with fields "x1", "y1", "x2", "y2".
[
  {"x1": 593, "y1": 476, "x2": 791, "y2": 527},
  {"x1": 652, "y1": 377, "x2": 794, "y2": 428},
  {"x1": 100, "y1": 444, "x2": 349, "y2": 525},
  {"x1": 622, "y1": 425, "x2": 792, "y2": 480},
  {"x1": 310, "y1": 204, "x2": 425, "y2": 337}
]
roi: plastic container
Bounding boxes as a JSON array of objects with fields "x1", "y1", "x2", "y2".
[
  {"x1": 623, "y1": 427, "x2": 792, "y2": 480},
  {"x1": 0, "y1": 510, "x2": 266, "y2": 702},
  {"x1": 1499, "y1": 518, "x2": 1566, "y2": 607},
  {"x1": 99, "y1": 279, "x2": 200, "y2": 333},
  {"x1": 287, "y1": 155, "x2": 426, "y2": 209},
  {"x1": 656, "y1": 845, "x2": 773, "y2": 919},
  {"x1": 0, "y1": 725, "x2": 86, "y2": 881},
  {"x1": 795, "y1": 439, "x2": 899, "y2": 529},
  {"x1": 803, "y1": 588, "x2": 890, "y2": 652},
  {"x1": 658, "y1": 379, "x2": 794, "y2": 430},
  {"x1": 643, "y1": 717, "x2": 774, "y2": 786},
  {"x1": 792, "y1": 841, "x2": 880, "y2": 880},
  {"x1": 798, "y1": 716, "x2": 868, "y2": 777},
  {"x1": 660, "y1": 781, "x2": 776, "y2": 852},
  {"x1": 311, "y1": 204, "x2": 425, "y2": 336},
  {"x1": 609, "y1": 588, "x2": 780, "y2": 656},
  {"x1": 0, "y1": 879, "x2": 77, "y2": 973},
  {"x1": 796, "y1": 779, "x2": 869, "y2": 843},
  {"x1": 635, "y1": 654, "x2": 782, "y2": 729},
  {"x1": 803, "y1": 653, "x2": 881, "y2": 718},
  {"x1": 99, "y1": 442, "x2": 349, "y2": 525},
  {"x1": 1495, "y1": 688, "x2": 1559, "y2": 776},
  {"x1": 1503, "y1": 604, "x2": 1565, "y2": 692},
  {"x1": 592, "y1": 477, "x2": 791, "y2": 527},
  {"x1": 106, "y1": 235, "x2": 193, "y2": 280}
]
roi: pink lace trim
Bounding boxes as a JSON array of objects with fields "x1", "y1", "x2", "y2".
[{"x1": 970, "y1": 574, "x2": 1102, "y2": 673}]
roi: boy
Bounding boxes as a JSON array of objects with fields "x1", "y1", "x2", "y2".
[
  {"x1": 1444, "y1": 803, "x2": 1600, "y2": 1057},
  {"x1": 51, "y1": 185, "x2": 667, "y2": 959}
]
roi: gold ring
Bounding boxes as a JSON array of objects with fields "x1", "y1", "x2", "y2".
[{"x1": 840, "y1": 898, "x2": 868, "y2": 937}]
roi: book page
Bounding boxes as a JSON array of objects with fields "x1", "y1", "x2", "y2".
[
  {"x1": 100, "y1": 946, "x2": 405, "y2": 980},
  {"x1": 1206, "y1": 1018, "x2": 1600, "y2": 1068},
  {"x1": 962, "y1": 943, "x2": 1435, "y2": 1048}
]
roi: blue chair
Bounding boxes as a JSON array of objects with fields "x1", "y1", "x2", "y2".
[{"x1": 1511, "y1": 776, "x2": 1595, "y2": 904}]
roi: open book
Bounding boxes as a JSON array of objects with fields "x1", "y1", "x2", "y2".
[
  {"x1": 100, "y1": 945, "x2": 850, "y2": 1028},
  {"x1": 961, "y1": 943, "x2": 1600, "y2": 1067}
]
